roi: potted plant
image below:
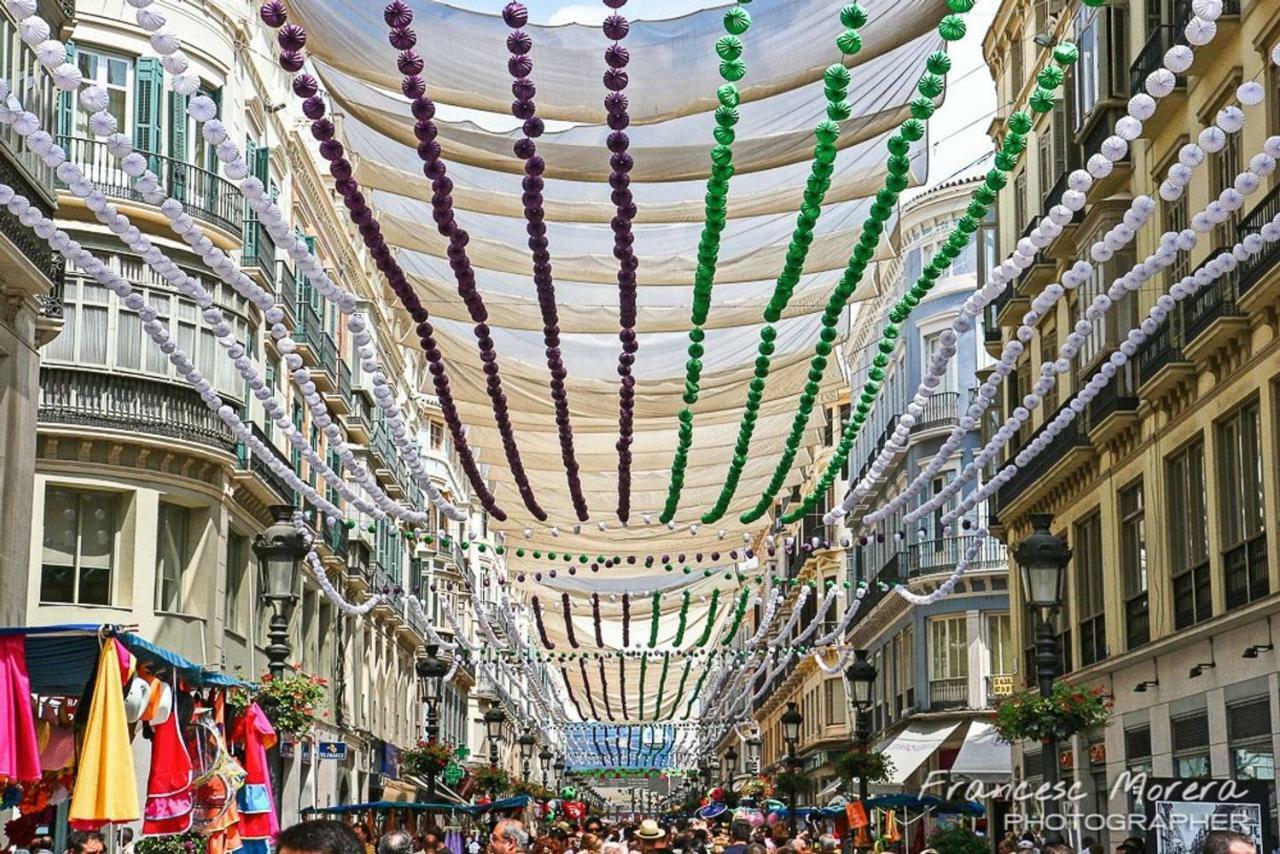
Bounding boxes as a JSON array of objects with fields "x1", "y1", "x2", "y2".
[
  {"x1": 833, "y1": 750, "x2": 894, "y2": 786},
  {"x1": 926, "y1": 826, "x2": 987, "y2": 854},
  {"x1": 472, "y1": 765, "x2": 511, "y2": 796},
  {"x1": 252, "y1": 671, "x2": 329, "y2": 741},
  {"x1": 401, "y1": 741, "x2": 456, "y2": 778},
  {"x1": 136, "y1": 832, "x2": 207, "y2": 854},
  {"x1": 994, "y1": 682, "x2": 1112, "y2": 743},
  {"x1": 737, "y1": 776, "x2": 771, "y2": 800}
]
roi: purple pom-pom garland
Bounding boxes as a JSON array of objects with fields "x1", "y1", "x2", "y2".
[
  {"x1": 502, "y1": 4, "x2": 590, "y2": 522},
  {"x1": 560, "y1": 667, "x2": 588, "y2": 720},
  {"x1": 578, "y1": 660, "x2": 601, "y2": 719},
  {"x1": 259, "y1": 2, "x2": 513, "y2": 523},
  {"x1": 561, "y1": 591, "x2": 581, "y2": 649},
  {"x1": 618, "y1": 657, "x2": 630, "y2": 719},
  {"x1": 621, "y1": 591, "x2": 631, "y2": 648},
  {"x1": 596, "y1": 658, "x2": 616, "y2": 721},
  {"x1": 531, "y1": 595, "x2": 556, "y2": 648},
  {"x1": 592, "y1": 592, "x2": 605, "y2": 646},
  {"x1": 601, "y1": 0, "x2": 639, "y2": 524},
  {"x1": 382, "y1": 4, "x2": 548, "y2": 522}
]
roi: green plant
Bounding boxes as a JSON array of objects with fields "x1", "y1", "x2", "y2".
[
  {"x1": 771, "y1": 771, "x2": 812, "y2": 797},
  {"x1": 473, "y1": 765, "x2": 511, "y2": 796},
  {"x1": 401, "y1": 741, "x2": 456, "y2": 779},
  {"x1": 255, "y1": 671, "x2": 329, "y2": 740},
  {"x1": 737, "y1": 776, "x2": 771, "y2": 799},
  {"x1": 508, "y1": 779, "x2": 555, "y2": 800},
  {"x1": 994, "y1": 681, "x2": 1112, "y2": 743},
  {"x1": 833, "y1": 749, "x2": 894, "y2": 785},
  {"x1": 926, "y1": 826, "x2": 987, "y2": 854},
  {"x1": 136, "y1": 832, "x2": 207, "y2": 854}
]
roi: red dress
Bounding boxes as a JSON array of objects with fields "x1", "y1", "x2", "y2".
[
  {"x1": 231, "y1": 703, "x2": 278, "y2": 852},
  {"x1": 142, "y1": 708, "x2": 193, "y2": 836}
]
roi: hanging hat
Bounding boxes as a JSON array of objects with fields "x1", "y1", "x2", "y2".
[
  {"x1": 636, "y1": 820, "x2": 666, "y2": 840},
  {"x1": 123, "y1": 676, "x2": 152, "y2": 723},
  {"x1": 148, "y1": 681, "x2": 174, "y2": 725}
]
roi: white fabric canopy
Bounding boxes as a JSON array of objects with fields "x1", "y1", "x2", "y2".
[
  {"x1": 875, "y1": 721, "x2": 961, "y2": 785},
  {"x1": 949, "y1": 720, "x2": 1012, "y2": 780}
]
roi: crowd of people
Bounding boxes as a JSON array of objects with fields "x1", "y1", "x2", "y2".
[{"x1": 246, "y1": 816, "x2": 1260, "y2": 854}]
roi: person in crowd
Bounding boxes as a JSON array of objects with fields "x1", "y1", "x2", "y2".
[
  {"x1": 1042, "y1": 843, "x2": 1072, "y2": 854},
  {"x1": 64, "y1": 832, "x2": 104, "y2": 854},
  {"x1": 118, "y1": 828, "x2": 135, "y2": 854},
  {"x1": 1197, "y1": 832, "x2": 1256, "y2": 854},
  {"x1": 490, "y1": 819, "x2": 532, "y2": 854},
  {"x1": 468, "y1": 834, "x2": 484, "y2": 854},
  {"x1": 722, "y1": 821, "x2": 753, "y2": 854},
  {"x1": 377, "y1": 831, "x2": 414, "y2": 854},
  {"x1": 278, "y1": 821, "x2": 365, "y2": 854},
  {"x1": 1114, "y1": 837, "x2": 1144, "y2": 854},
  {"x1": 354, "y1": 825, "x2": 376, "y2": 854}
]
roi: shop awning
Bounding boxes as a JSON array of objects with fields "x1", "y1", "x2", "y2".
[
  {"x1": 949, "y1": 720, "x2": 1012, "y2": 781},
  {"x1": 875, "y1": 721, "x2": 961, "y2": 785}
]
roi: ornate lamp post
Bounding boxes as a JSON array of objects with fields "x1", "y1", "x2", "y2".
[
  {"x1": 845, "y1": 649, "x2": 877, "y2": 804},
  {"x1": 723, "y1": 745, "x2": 739, "y2": 792},
  {"x1": 745, "y1": 736, "x2": 761, "y2": 775},
  {"x1": 1014, "y1": 514, "x2": 1071, "y2": 796},
  {"x1": 415, "y1": 644, "x2": 450, "y2": 801},
  {"x1": 539, "y1": 745, "x2": 553, "y2": 789},
  {"x1": 518, "y1": 730, "x2": 537, "y2": 782},
  {"x1": 484, "y1": 705, "x2": 506, "y2": 795},
  {"x1": 780, "y1": 701, "x2": 804, "y2": 837},
  {"x1": 252, "y1": 506, "x2": 308, "y2": 820},
  {"x1": 553, "y1": 757, "x2": 565, "y2": 790}
]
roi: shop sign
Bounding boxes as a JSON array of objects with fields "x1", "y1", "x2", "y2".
[
  {"x1": 1088, "y1": 742, "x2": 1106, "y2": 765},
  {"x1": 1059, "y1": 748, "x2": 1074, "y2": 771},
  {"x1": 319, "y1": 742, "x2": 348, "y2": 760}
]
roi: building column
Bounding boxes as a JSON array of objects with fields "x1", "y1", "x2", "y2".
[{"x1": 0, "y1": 305, "x2": 40, "y2": 626}]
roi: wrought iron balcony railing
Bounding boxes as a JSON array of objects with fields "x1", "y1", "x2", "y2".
[
  {"x1": 1180, "y1": 250, "x2": 1242, "y2": 345},
  {"x1": 39, "y1": 365, "x2": 235, "y2": 451},
  {"x1": 911, "y1": 391, "x2": 960, "y2": 433},
  {"x1": 242, "y1": 219, "x2": 277, "y2": 283},
  {"x1": 235, "y1": 422, "x2": 295, "y2": 503},
  {"x1": 928, "y1": 677, "x2": 968, "y2": 710},
  {"x1": 905, "y1": 535, "x2": 1006, "y2": 576},
  {"x1": 996, "y1": 400, "x2": 1090, "y2": 509},
  {"x1": 55, "y1": 136, "x2": 243, "y2": 235},
  {"x1": 1135, "y1": 316, "x2": 1187, "y2": 386},
  {"x1": 1236, "y1": 183, "x2": 1280, "y2": 299}
]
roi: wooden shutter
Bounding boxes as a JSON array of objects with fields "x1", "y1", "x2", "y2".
[
  {"x1": 167, "y1": 90, "x2": 189, "y2": 201},
  {"x1": 134, "y1": 57, "x2": 164, "y2": 167},
  {"x1": 55, "y1": 42, "x2": 75, "y2": 140}
]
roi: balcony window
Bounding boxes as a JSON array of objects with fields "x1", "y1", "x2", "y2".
[
  {"x1": 1167, "y1": 439, "x2": 1211, "y2": 629},
  {"x1": 1213, "y1": 119, "x2": 1244, "y2": 249},
  {"x1": 155, "y1": 501, "x2": 192, "y2": 612},
  {"x1": 923, "y1": 332, "x2": 956, "y2": 392},
  {"x1": 1072, "y1": 6, "x2": 1127, "y2": 127},
  {"x1": 1040, "y1": 324, "x2": 1059, "y2": 413},
  {"x1": 41, "y1": 486, "x2": 119, "y2": 605},
  {"x1": 1162, "y1": 181, "x2": 1190, "y2": 288},
  {"x1": 41, "y1": 267, "x2": 252, "y2": 399},
  {"x1": 929, "y1": 616, "x2": 967, "y2": 681},
  {"x1": 1074, "y1": 511, "x2": 1106, "y2": 667},
  {"x1": 1172, "y1": 712, "x2": 1211, "y2": 778},
  {"x1": 1119, "y1": 479, "x2": 1149, "y2": 650},
  {"x1": 987, "y1": 613, "x2": 1013, "y2": 677},
  {"x1": 823, "y1": 677, "x2": 846, "y2": 728},
  {"x1": 1125, "y1": 726, "x2": 1152, "y2": 814},
  {"x1": 0, "y1": 14, "x2": 58, "y2": 188},
  {"x1": 1013, "y1": 171, "x2": 1028, "y2": 236},
  {"x1": 70, "y1": 48, "x2": 131, "y2": 139},
  {"x1": 1074, "y1": 246, "x2": 1138, "y2": 371},
  {"x1": 225, "y1": 531, "x2": 250, "y2": 634},
  {"x1": 1218, "y1": 399, "x2": 1267, "y2": 608}
]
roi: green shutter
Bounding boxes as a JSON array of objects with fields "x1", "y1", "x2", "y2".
[
  {"x1": 134, "y1": 57, "x2": 164, "y2": 168},
  {"x1": 254, "y1": 145, "x2": 270, "y2": 183},
  {"x1": 243, "y1": 138, "x2": 258, "y2": 253},
  {"x1": 304, "y1": 236, "x2": 320, "y2": 310},
  {"x1": 167, "y1": 90, "x2": 189, "y2": 200},
  {"x1": 55, "y1": 42, "x2": 76, "y2": 140}
]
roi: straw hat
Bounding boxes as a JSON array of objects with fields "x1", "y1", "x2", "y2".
[{"x1": 636, "y1": 820, "x2": 666, "y2": 840}]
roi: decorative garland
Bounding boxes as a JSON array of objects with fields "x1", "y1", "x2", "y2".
[
  {"x1": 666, "y1": 661, "x2": 693, "y2": 719},
  {"x1": 736, "y1": 11, "x2": 978, "y2": 525},
  {"x1": 260, "y1": 0, "x2": 512, "y2": 521},
  {"x1": 657, "y1": 1, "x2": 752, "y2": 523},
  {"x1": 383, "y1": 0, "x2": 549, "y2": 518},
  {"x1": 692, "y1": 589, "x2": 721, "y2": 646},
  {"x1": 673, "y1": 591, "x2": 691, "y2": 647},
  {"x1": 592, "y1": 593, "x2": 605, "y2": 646},
  {"x1": 699, "y1": 1, "x2": 871, "y2": 524},
  {"x1": 773, "y1": 43, "x2": 1077, "y2": 526},
  {"x1": 890, "y1": 81, "x2": 1253, "y2": 529},
  {"x1": 637, "y1": 655, "x2": 648, "y2": 719},
  {"x1": 578, "y1": 659, "x2": 601, "y2": 720},
  {"x1": 720, "y1": 589, "x2": 752, "y2": 646},
  {"x1": 500, "y1": 2, "x2": 590, "y2": 520},
  {"x1": 680, "y1": 667, "x2": 711, "y2": 721},
  {"x1": 597, "y1": 659, "x2": 615, "y2": 721},
  {"x1": 648, "y1": 591, "x2": 662, "y2": 648},
  {"x1": 532, "y1": 595, "x2": 556, "y2": 648},
  {"x1": 597, "y1": 0, "x2": 641, "y2": 523},
  {"x1": 560, "y1": 667, "x2": 589, "y2": 720},
  {"x1": 621, "y1": 592, "x2": 631, "y2": 648},
  {"x1": 652, "y1": 653, "x2": 671, "y2": 721},
  {"x1": 561, "y1": 592, "x2": 580, "y2": 649},
  {"x1": 619, "y1": 658, "x2": 629, "y2": 719}
]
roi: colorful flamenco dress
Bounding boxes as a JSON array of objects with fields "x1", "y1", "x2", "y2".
[
  {"x1": 0, "y1": 635, "x2": 41, "y2": 783},
  {"x1": 142, "y1": 695, "x2": 194, "y2": 836},
  {"x1": 69, "y1": 638, "x2": 139, "y2": 829},
  {"x1": 231, "y1": 703, "x2": 278, "y2": 854}
]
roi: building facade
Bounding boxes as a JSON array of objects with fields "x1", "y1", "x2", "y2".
[
  {"x1": 984, "y1": 0, "x2": 1280, "y2": 843},
  {"x1": 746, "y1": 180, "x2": 1014, "y2": 821},
  {"x1": 0, "y1": 0, "x2": 544, "y2": 825}
]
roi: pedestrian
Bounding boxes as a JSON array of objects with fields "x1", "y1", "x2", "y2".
[
  {"x1": 355, "y1": 825, "x2": 377, "y2": 854},
  {"x1": 277, "y1": 821, "x2": 365, "y2": 854},
  {"x1": 64, "y1": 833, "x2": 104, "y2": 854},
  {"x1": 378, "y1": 830, "x2": 415, "y2": 854},
  {"x1": 490, "y1": 820, "x2": 531, "y2": 854}
]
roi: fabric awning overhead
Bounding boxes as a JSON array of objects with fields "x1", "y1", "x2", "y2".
[
  {"x1": 949, "y1": 720, "x2": 1012, "y2": 781},
  {"x1": 875, "y1": 721, "x2": 961, "y2": 785}
]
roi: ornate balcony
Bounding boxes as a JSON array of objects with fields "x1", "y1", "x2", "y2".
[
  {"x1": 1236, "y1": 184, "x2": 1280, "y2": 308},
  {"x1": 995, "y1": 401, "x2": 1092, "y2": 516},
  {"x1": 928, "y1": 677, "x2": 968, "y2": 711},
  {"x1": 55, "y1": 136, "x2": 244, "y2": 237},
  {"x1": 234, "y1": 422, "x2": 295, "y2": 505},
  {"x1": 905, "y1": 535, "x2": 1006, "y2": 577},
  {"x1": 1181, "y1": 250, "x2": 1246, "y2": 360},
  {"x1": 1131, "y1": 26, "x2": 1182, "y2": 96},
  {"x1": 38, "y1": 365, "x2": 234, "y2": 452},
  {"x1": 293, "y1": 296, "x2": 338, "y2": 389},
  {"x1": 911, "y1": 391, "x2": 960, "y2": 434},
  {"x1": 242, "y1": 219, "x2": 277, "y2": 286}
]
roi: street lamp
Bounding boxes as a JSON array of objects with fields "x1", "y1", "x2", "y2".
[
  {"x1": 415, "y1": 644, "x2": 450, "y2": 800},
  {"x1": 553, "y1": 757, "x2": 565, "y2": 790},
  {"x1": 780, "y1": 702, "x2": 804, "y2": 836},
  {"x1": 539, "y1": 745, "x2": 553, "y2": 788},
  {"x1": 745, "y1": 736, "x2": 761, "y2": 775},
  {"x1": 484, "y1": 706, "x2": 506, "y2": 775},
  {"x1": 518, "y1": 730, "x2": 537, "y2": 782},
  {"x1": 845, "y1": 649, "x2": 878, "y2": 806},
  {"x1": 252, "y1": 505, "x2": 308, "y2": 821},
  {"x1": 1014, "y1": 514, "x2": 1071, "y2": 796}
]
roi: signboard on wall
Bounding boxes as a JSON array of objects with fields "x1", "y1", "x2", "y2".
[{"x1": 1138, "y1": 777, "x2": 1273, "y2": 854}]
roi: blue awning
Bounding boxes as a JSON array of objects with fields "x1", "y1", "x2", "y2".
[{"x1": 1, "y1": 624, "x2": 248, "y2": 694}]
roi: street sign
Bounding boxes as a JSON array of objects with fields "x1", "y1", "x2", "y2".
[{"x1": 318, "y1": 742, "x2": 348, "y2": 760}]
